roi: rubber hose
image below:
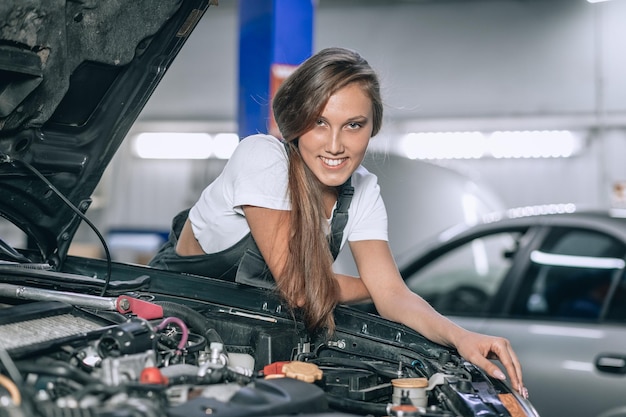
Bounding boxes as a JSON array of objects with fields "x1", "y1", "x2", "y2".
[
  {"x1": 155, "y1": 301, "x2": 224, "y2": 344},
  {"x1": 313, "y1": 356, "x2": 402, "y2": 380},
  {"x1": 17, "y1": 359, "x2": 98, "y2": 386}
]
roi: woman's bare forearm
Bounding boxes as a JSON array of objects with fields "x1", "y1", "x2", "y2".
[{"x1": 334, "y1": 274, "x2": 372, "y2": 304}]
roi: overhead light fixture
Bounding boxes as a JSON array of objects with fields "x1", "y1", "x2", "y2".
[
  {"x1": 506, "y1": 203, "x2": 577, "y2": 219},
  {"x1": 132, "y1": 132, "x2": 240, "y2": 159},
  {"x1": 401, "y1": 131, "x2": 486, "y2": 160},
  {"x1": 587, "y1": 0, "x2": 612, "y2": 3},
  {"x1": 401, "y1": 130, "x2": 582, "y2": 160},
  {"x1": 212, "y1": 133, "x2": 240, "y2": 159},
  {"x1": 489, "y1": 130, "x2": 580, "y2": 158}
]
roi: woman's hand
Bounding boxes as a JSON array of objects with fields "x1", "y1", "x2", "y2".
[{"x1": 453, "y1": 330, "x2": 528, "y2": 399}]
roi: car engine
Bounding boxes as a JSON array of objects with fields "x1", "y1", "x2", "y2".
[{"x1": 0, "y1": 261, "x2": 536, "y2": 417}]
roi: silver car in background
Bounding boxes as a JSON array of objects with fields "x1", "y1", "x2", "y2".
[{"x1": 395, "y1": 208, "x2": 626, "y2": 417}]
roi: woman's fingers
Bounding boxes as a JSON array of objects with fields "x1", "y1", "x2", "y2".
[{"x1": 457, "y1": 332, "x2": 528, "y2": 399}]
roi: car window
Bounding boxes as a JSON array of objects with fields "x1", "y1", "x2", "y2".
[
  {"x1": 511, "y1": 227, "x2": 626, "y2": 321},
  {"x1": 404, "y1": 232, "x2": 520, "y2": 316}
]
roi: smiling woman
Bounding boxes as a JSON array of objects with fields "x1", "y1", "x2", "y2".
[
  {"x1": 148, "y1": 47, "x2": 528, "y2": 399},
  {"x1": 149, "y1": 47, "x2": 386, "y2": 332}
]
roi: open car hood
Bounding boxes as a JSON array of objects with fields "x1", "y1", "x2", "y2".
[{"x1": 0, "y1": 0, "x2": 214, "y2": 266}]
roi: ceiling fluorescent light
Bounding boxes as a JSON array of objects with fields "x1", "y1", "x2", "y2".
[
  {"x1": 489, "y1": 130, "x2": 579, "y2": 158},
  {"x1": 133, "y1": 132, "x2": 212, "y2": 159},
  {"x1": 212, "y1": 133, "x2": 240, "y2": 159},
  {"x1": 132, "y1": 132, "x2": 240, "y2": 159},
  {"x1": 587, "y1": 0, "x2": 612, "y2": 3},
  {"x1": 402, "y1": 131, "x2": 486, "y2": 160},
  {"x1": 401, "y1": 129, "x2": 581, "y2": 160}
]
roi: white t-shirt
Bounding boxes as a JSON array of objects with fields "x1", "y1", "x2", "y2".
[{"x1": 188, "y1": 134, "x2": 388, "y2": 254}]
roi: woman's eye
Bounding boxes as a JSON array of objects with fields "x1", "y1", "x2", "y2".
[
  {"x1": 315, "y1": 119, "x2": 325, "y2": 126},
  {"x1": 347, "y1": 122, "x2": 362, "y2": 129}
]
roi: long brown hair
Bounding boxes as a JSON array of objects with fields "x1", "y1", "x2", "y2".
[{"x1": 271, "y1": 47, "x2": 383, "y2": 334}]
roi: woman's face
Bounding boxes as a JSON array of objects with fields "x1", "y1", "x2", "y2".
[{"x1": 298, "y1": 83, "x2": 373, "y2": 189}]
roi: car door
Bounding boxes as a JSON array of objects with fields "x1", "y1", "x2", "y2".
[{"x1": 481, "y1": 226, "x2": 626, "y2": 417}]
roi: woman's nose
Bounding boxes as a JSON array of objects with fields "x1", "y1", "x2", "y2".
[{"x1": 326, "y1": 130, "x2": 344, "y2": 154}]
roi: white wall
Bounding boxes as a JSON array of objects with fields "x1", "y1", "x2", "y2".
[
  {"x1": 142, "y1": 0, "x2": 626, "y2": 120},
  {"x1": 102, "y1": 0, "x2": 626, "y2": 235}
]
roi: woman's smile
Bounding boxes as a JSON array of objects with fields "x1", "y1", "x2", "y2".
[{"x1": 320, "y1": 156, "x2": 348, "y2": 167}]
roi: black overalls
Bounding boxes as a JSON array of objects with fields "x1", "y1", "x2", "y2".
[{"x1": 148, "y1": 179, "x2": 354, "y2": 290}]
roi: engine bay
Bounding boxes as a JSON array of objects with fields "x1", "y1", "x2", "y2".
[{"x1": 0, "y1": 260, "x2": 533, "y2": 417}]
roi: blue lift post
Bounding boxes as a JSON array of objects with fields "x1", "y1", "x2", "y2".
[{"x1": 237, "y1": 0, "x2": 314, "y2": 138}]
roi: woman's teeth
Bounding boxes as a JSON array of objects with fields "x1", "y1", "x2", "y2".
[{"x1": 322, "y1": 157, "x2": 345, "y2": 166}]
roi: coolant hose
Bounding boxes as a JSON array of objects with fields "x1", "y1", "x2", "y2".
[{"x1": 155, "y1": 301, "x2": 224, "y2": 344}]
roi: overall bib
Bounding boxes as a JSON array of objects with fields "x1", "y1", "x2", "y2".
[{"x1": 148, "y1": 179, "x2": 354, "y2": 290}]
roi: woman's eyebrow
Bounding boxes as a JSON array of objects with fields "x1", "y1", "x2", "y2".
[{"x1": 347, "y1": 115, "x2": 369, "y2": 122}]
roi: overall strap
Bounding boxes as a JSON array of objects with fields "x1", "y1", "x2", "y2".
[{"x1": 329, "y1": 177, "x2": 354, "y2": 260}]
